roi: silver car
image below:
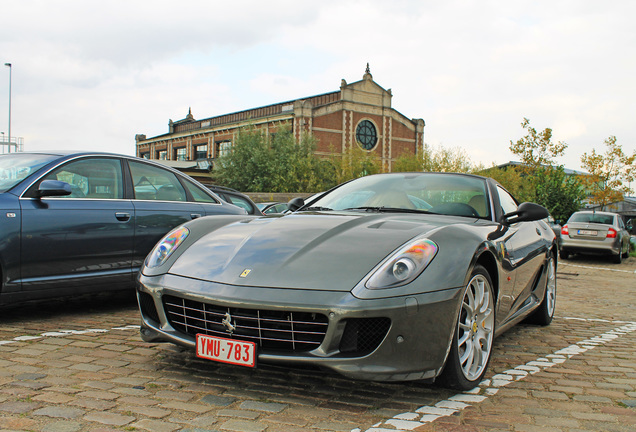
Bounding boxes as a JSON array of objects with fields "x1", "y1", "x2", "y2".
[
  {"x1": 137, "y1": 172, "x2": 557, "y2": 390},
  {"x1": 560, "y1": 211, "x2": 631, "y2": 263}
]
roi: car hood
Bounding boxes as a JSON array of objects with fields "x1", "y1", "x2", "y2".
[{"x1": 169, "y1": 211, "x2": 472, "y2": 291}]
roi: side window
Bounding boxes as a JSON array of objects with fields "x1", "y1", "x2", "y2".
[
  {"x1": 617, "y1": 217, "x2": 624, "y2": 229},
  {"x1": 497, "y1": 186, "x2": 518, "y2": 215},
  {"x1": 225, "y1": 195, "x2": 252, "y2": 213},
  {"x1": 182, "y1": 179, "x2": 219, "y2": 204},
  {"x1": 129, "y1": 161, "x2": 187, "y2": 202},
  {"x1": 39, "y1": 158, "x2": 123, "y2": 199}
]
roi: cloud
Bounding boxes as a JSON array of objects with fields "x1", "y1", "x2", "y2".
[{"x1": 0, "y1": 0, "x2": 633, "y2": 170}]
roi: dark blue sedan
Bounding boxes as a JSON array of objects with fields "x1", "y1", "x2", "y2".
[{"x1": 0, "y1": 151, "x2": 246, "y2": 305}]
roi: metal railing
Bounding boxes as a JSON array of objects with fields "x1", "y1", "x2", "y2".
[{"x1": 0, "y1": 136, "x2": 24, "y2": 153}]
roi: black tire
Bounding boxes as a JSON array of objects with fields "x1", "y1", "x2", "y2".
[
  {"x1": 559, "y1": 250, "x2": 569, "y2": 260},
  {"x1": 525, "y1": 255, "x2": 556, "y2": 326},
  {"x1": 438, "y1": 264, "x2": 495, "y2": 390},
  {"x1": 613, "y1": 250, "x2": 622, "y2": 264}
]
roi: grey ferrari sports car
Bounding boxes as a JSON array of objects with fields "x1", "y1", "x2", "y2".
[{"x1": 137, "y1": 172, "x2": 557, "y2": 390}]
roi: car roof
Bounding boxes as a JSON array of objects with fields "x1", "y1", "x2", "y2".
[
  {"x1": 573, "y1": 210, "x2": 618, "y2": 216},
  {"x1": 11, "y1": 150, "x2": 134, "y2": 157}
]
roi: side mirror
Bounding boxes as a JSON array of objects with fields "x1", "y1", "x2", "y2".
[
  {"x1": 287, "y1": 197, "x2": 305, "y2": 212},
  {"x1": 504, "y1": 202, "x2": 549, "y2": 224},
  {"x1": 37, "y1": 180, "x2": 72, "y2": 198}
]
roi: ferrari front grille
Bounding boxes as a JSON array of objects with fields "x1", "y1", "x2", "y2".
[{"x1": 162, "y1": 295, "x2": 329, "y2": 352}]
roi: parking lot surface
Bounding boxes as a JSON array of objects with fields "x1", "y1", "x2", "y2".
[{"x1": 0, "y1": 255, "x2": 634, "y2": 432}]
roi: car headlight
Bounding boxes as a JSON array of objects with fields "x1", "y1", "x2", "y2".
[
  {"x1": 145, "y1": 226, "x2": 190, "y2": 268},
  {"x1": 366, "y1": 237, "x2": 438, "y2": 289}
]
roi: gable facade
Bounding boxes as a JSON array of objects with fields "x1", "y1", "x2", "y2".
[{"x1": 135, "y1": 68, "x2": 425, "y2": 174}]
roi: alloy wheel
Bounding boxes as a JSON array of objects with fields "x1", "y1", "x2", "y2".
[{"x1": 457, "y1": 273, "x2": 495, "y2": 381}]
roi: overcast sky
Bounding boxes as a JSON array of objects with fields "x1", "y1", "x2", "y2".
[{"x1": 1, "y1": 0, "x2": 634, "y2": 172}]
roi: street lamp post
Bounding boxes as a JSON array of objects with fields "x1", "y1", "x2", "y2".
[{"x1": 4, "y1": 63, "x2": 11, "y2": 153}]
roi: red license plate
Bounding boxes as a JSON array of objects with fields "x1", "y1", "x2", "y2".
[{"x1": 196, "y1": 334, "x2": 256, "y2": 367}]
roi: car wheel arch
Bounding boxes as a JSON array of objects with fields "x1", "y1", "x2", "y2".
[
  {"x1": 437, "y1": 262, "x2": 497, "y2": 389},
  {"x1": 473, "y1": 249, "x2": 499, "y2": 304}
]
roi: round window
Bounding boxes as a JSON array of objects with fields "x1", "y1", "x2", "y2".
[{"x1": 356, "y1": 120, "x2": 378, "y2": 151}]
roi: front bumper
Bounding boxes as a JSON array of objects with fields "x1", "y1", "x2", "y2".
[{"x1": 137, "y1": 273, "x2": 463, "y2": 382}]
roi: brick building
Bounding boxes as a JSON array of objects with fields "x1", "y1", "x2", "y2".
[{"x1": 135, "y1": 66, "x2": 425, "y2": 175}]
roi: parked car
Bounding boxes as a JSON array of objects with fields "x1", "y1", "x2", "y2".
[
  {"x1": 137, "y1": 172, "x2": 557, "y2": 390},
  {"x1": 203, "y1": 185, "x2": 262, "y2": 216},
  {"x1": 0, "y1": 151, "x2": 246, "y2": 305},
  {"x1": 542, "y1": 215, "x2": 562, "y2": 248},
  {"x1": 256, "y1": 202, "x2": 289, "y2": 215},
  {"x1": 560, "y1": 211, "x2": 631, "y2": 263}
]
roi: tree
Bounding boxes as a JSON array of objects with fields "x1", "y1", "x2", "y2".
[
  {"x1": 215, "y1": 124, "x2": 323, "y2": 193},
  {"x1": 509, "y1": 118, "x2": 567, "y2": 169},
  {"x1": 580, "y1": 136, "x2": 636, "y2": 209},
  {"x1": 324, "y1": 145, "x2": 382, "y2": 186},
  {"x1": 480, "y1": 166, "x2": 531, "y2": 202},
  {"x1": 504, "y1": 118, "x2": 585, "y2": 221},
  {"x1": 534, "y1": 166, "x2": 586, "y2": 222},
  {"x1": 393, "y1": 143, "x2": 475, "y2": 173}
]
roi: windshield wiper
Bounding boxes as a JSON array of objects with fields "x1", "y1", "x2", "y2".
[
  {"x1": 344, "y1": 206, "x2": 431, "y2": 214},
  {"x1": 301, "y1": 206, "x2": 333, "y2": 212}
]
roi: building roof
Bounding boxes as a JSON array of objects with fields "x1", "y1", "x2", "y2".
[{"x1": 494, "y1": 161, "x2": 588, "y2": 176}]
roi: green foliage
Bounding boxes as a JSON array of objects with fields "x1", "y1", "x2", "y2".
[
  {"x1": 481, "y1": 166, "x2": 533, "y2": 202},
  {"x1": 509, "y1": 118, "x2": 567, "y2": 168},
  {"x1": 580, "y1": 136, "x2": 636, "y2": 209},
  {"x1": 325, "y1": 145, "x2": 382, "y2": 185},
  {"x1": 482, "y1": 164, "x2": 585, "y2": 222},
  {"x1": 215, "y1": 125, "x2": 324, "y2": 193},
  {"x1": 498, "y1": 118, "x2": 585, "y2": 221},
  {"x1": 534, "y1": 166, "x2": 586, "y2": 222},
  {"x1": 393, "y1": 144, "x2": 475, "y2": 173}
]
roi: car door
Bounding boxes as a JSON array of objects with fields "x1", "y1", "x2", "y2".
[
  {"x1": 19, "y1": 156, "x2": 135, "y2": 292},
  {"x1": 616, "y1": 216, "x2": 630, "y2": 255},
  {"x1": 496, "y1": 186, "x2": 549, "y2": 321},
  {"x1": 127, "y1": 160, "x2": 208, "y2": 269}
]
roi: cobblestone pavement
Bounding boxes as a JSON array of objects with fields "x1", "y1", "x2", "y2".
[{"x1": 0, "y1": 255, "x2": 634, "y2": 432}]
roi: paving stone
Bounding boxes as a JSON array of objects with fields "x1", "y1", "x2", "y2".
[
  {"x1": 0, "y1": 416, "x2": 38, "y2": 429},
  {"x1": 70, "y1": 398, "x2": 117, "y2": 410},
  {"x1": 41, "y1": 420, "x2": 82, "y2": 432},
  {"x1": 32, "y1": 391, "x2": 75, "y2": 403},
  {"x1": 239, "y1": 400, "x2": 287, "y2": 413},
  {"x1": 83, "y1": 411, "x2": 135, "y2": 426},
  {"x1": 32, "y1": 406, "x2": 84, "y2": 419},
  {"x1": 129, "y1": 419, "x2": 181, "y2": 432},
  {"x1": 217, "y1": 419, "x2": 266, "y2": 432},
  {"x1": 0, "y1": 401, "x2": 41, "y2": 414},
  {"x1": 201, "y1": 394, "x2": 236, "y2": 406},
  {"x1": 160, "y1": 401, "x2": 212, "y2": 413},
  {"x1": 76, "y1": 390, "x2": 119, "y2": 400},
  {"x1": 572, "y1": 394, "x2": 613, "y2": 403},
  {"x1": 14, "y1": 373, "x2": 47, "y2": 380},
  {"x1": 217, "y1": 409, "x2": 260, "y2": 420},
  {"x1": 123, "y1": 405, "x2": 171, "y2": 418}
]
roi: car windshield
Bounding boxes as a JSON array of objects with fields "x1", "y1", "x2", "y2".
[
  {"x1": 568, "y1": 213, "x2": 615, "y2": 225},
  {"x1": 308, "y1": 173, "x2": 491, "y2": 218},
  {"x1": 0, "y1": 153, "x2": 59, "y2": 193}
]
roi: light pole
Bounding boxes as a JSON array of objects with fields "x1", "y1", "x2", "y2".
[{"x1": 4, "y1": 63, "x2": 11, "y2": 153}]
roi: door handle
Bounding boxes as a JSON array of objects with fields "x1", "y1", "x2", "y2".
[
  {"x1": 191, "y1": 213, "x2": 202, "y2": 219},
  {"x1": 115, "y1": 212, "x2": 131, "y2": 222}
]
